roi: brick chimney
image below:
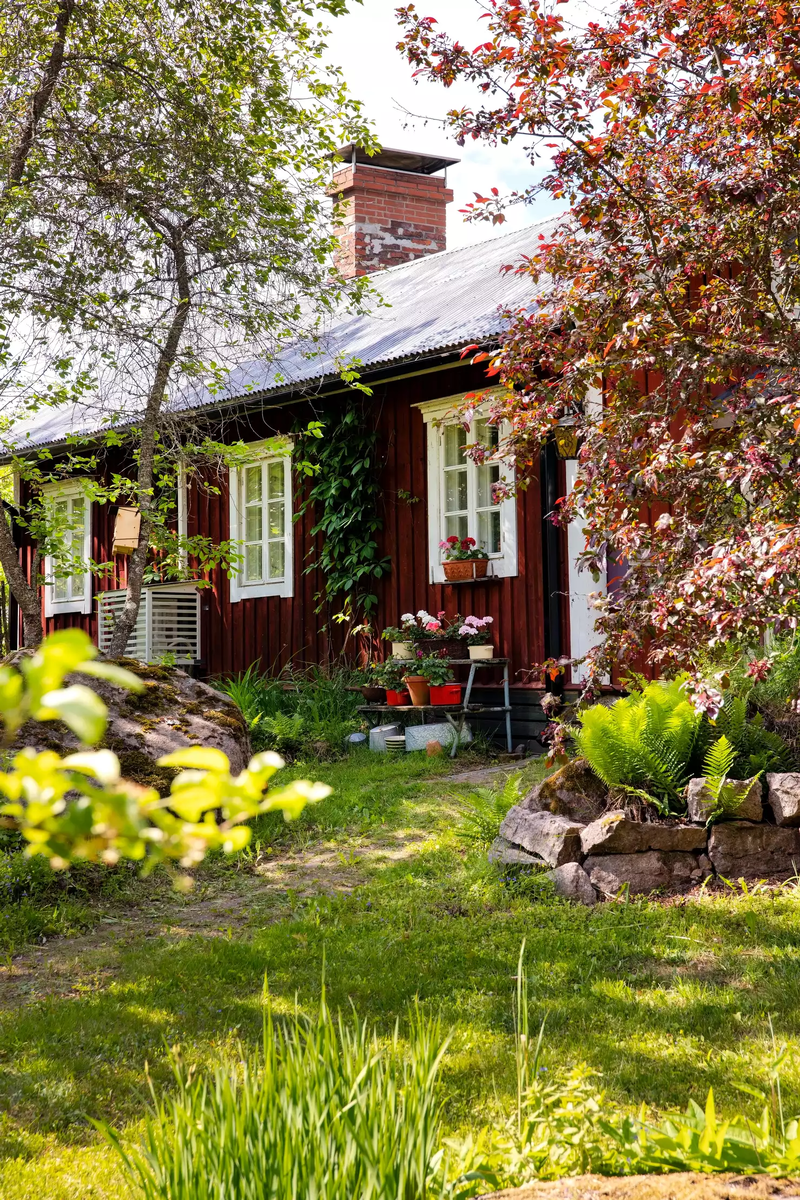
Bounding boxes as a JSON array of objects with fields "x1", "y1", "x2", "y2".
[{"x1": 329, "y1": 145, "x2": 459, "y2": 278}]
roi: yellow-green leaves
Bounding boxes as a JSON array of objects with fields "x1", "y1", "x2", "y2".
[
  {"x1": 38, "y1": 684, "x2": 108, "y2": 744},
  {"x1": 0, "y1": 633, "x2": 330, "y2": 878},
  {"x1": 2, "y1": 629, "x2": 144, "y2": 741}
]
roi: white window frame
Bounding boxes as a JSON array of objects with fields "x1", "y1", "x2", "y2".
[
  {"x1": 42, "y1": 480, "x2": 92, "y2": 616},
  {"x1": 228, "y1": 439, "x2": 293, "y2": 602},
  {"x1": 416, "y1": 394, "x2": 518, "y2": 584}
]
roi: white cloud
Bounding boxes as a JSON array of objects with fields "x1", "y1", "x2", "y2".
[{"x1": 325, "y1": 0, "x2": 565, "y2": 248}]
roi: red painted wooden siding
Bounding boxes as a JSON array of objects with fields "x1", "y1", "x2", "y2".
[{"x1": 30, "y1": 361, "x2": 548, "y2": 690}]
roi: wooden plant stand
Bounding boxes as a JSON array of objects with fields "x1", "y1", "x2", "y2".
[{"x1": 357, "y1": 657, "x2": 512, "y2": 758}]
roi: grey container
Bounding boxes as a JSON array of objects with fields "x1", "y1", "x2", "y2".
[{"x1": 369, "y1": 723, "x2": 401, "y2": 752}]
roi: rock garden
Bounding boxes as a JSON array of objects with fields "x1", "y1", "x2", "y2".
[{"x1": 491, "y1": 662, "x2": 800, "y2": 903}]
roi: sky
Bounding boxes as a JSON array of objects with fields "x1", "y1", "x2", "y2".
[{"x1": 325, "y1": 0, "x2": 567, "y2": 248}]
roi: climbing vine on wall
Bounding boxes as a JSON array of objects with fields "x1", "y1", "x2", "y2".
[{"x1": 294, "y1": 401, "x2": 391, "y2": 619}]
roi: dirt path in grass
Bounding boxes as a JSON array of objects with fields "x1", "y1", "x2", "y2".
[{"x1": 0, "y1": 827, "x2": 436, "y2": 1010}]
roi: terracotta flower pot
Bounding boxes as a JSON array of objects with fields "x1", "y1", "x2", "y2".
[
  {"x1": 430, "y1": 683, "x2": 462, "y2": 705},
  {"x1": 361, "y1": 685, "x2": 386, "y2": 704},
  {"x1": 443, "y1": 559, "x2": 489, "y2": 582},
  {"x1": 391, "y1": 640, "x2": 414, "y2": 659},
  {"x1": 468, "y1": 643, "x2": 494, "y2": 660},
  {"x1": 403, "y1": 675, "x2": 431, "y2": 706},
  {"x1": 386, "y1": 688, "x2": 411, "y2": 706}
]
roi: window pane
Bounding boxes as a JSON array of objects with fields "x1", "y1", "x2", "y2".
[
  {"x1": 478, "y1": 509, "x2": 502, "y2": 554},
  {"x1": 445, "y1": 468, "x2": 468, "y2": 513},
  {"x1": 245, "y1": 505, "x2": 262, "y2": 543},
  {"x1": 445, "y1": 514, "x2": 469, "y2": 540},
  {"x1": 473, "y1": 418, "x2": 499, "y2": 451},
  {"x1": 54, "y1": 574, "x2": 68, "y2": 600},
  {"x1": 476, "y1": 463, "x2": 500, "y2": 509},
  {"x1": 245, "y1": 543, "x2": 262, "y2": 581},
  {"x1": 245, "y1": 465, "x2": 262, "y2": 504},
  {"x1": 267, "y1": 461, "x2": 284, "y2": 499},
  {"x1": 268, "y1": 540, "x2": 285, "y2": 579},
  {"x1": 54, "y1": 499, "x2": 68, "y2": 519},
  {"x1": 444, "y1": 424, "x2": 466, "y2": 467},
  {"x1": 268, "y1": 500, "x2": 285, "y2": 538}
]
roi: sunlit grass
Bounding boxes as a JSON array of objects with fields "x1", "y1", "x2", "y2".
[{"x1": 3, "y1": 749, "x2": 800, "y2": 1196}]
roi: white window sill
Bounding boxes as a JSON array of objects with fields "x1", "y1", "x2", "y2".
[{"x1": 229, "y1": 578, "x2": 292, "y2": 603}]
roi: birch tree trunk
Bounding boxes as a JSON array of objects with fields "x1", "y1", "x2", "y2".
[{"x1": 106, "y1": 229, "x2": 191, "y2": 658}]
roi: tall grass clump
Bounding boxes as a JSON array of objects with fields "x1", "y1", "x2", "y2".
[
  {"x1": 106, "y1": 989, "x2": 448, "y2": 1200},
  {"x1": 215, "y1": 663, "x2": 363, "y2": 758}
]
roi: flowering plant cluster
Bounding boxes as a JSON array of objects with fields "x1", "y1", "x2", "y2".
[
  {"x1": 382, "y1": 610, "x2": 463, "y2": 642},
  {"x1": 439, "y1": 535, "x2": 489, "y2": 563},
  {"x1": 457, "y1": 614, "x2": 493, "y2": 645}
]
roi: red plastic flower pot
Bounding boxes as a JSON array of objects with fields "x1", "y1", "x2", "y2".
[
  {"x1": 386, "y1": 688, "x2": 411, "y2": 706},
  {"x1": 430, "y1": 683, "x2": 462, "y2": 706}
]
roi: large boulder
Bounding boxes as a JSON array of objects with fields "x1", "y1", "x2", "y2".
[
  {"x1": 544, "y1": 862, "x2": 598, "y2": 906},
  {"x1": 708, "y1": 821, "x2": 800, "y2": 879},
  {"x1": 499, "y1": 807, "x2": 584, "y2": 867},
  {"x1": 584, "y1": 850, "x2": 710, "y2": 896},
  {"x1": 11, "y1": 657, "x2": 250, "y2": 795},
  {"x1": 581, "y1": 813, "x2": 708, "y2": 856},
  {"x1": 521, "y1": 758, "x2": 609, "y2": 823},
  {"x1": 686, "y1": 777, "x2": 762, "y2": 824},
  {"x1": 766, "y1": 773, "x2": 800, "y2": 826}
]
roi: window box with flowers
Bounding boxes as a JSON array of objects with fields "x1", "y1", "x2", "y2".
[
  {"x1": 439, "y1": 535, "x2": 490, "y2": 581},
  {"x1": 382, "y1": 610, "x2": 466, "y2": 658},
  {"x1": 459, "y1": 614, "x2": 495, "y2": 659}
]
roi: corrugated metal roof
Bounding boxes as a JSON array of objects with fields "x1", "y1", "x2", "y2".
[{"x1": 5, "y1": 217, "x2": 558, "y2": 452}]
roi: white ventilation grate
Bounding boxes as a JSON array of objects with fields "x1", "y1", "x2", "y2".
[{"x1": 98, "y1": 583, "x2": 200, "y2": 664}]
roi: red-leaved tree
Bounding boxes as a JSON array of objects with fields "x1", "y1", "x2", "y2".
[{"x1": 398, "y1": 0, "x2": 800, "y2": 701}]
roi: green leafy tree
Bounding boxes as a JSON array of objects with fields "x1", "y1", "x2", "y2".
[{"x1": 0, "y1": 0, "x2": 374, "y2": 648}]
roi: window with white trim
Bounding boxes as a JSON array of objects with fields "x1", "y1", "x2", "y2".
[
  {"x1": 229, "y1": 442, "x2": 293, "y2": 601},
  {"x1": 417, "y1": 395, "x2": 518, "y2": 583},
  {"x1": 43, "y1": 482, "x2": 92, "y2": 616}
]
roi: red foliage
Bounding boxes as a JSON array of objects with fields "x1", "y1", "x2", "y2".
[{"x1": 398, "y1": 0, "x2": 800, "y2": 690}]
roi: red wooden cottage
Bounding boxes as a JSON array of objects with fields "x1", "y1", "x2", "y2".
[{"x1": 5, "y1": 147, "x2": 603, "y2": 748}]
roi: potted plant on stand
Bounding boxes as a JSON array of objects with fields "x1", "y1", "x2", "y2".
[
  {"x1": 421, "y1": 652, "x2": 462, "y2": 705},
  {"x1": 381, "y1": 615, "x2": 417, "y2": 659},
  {"x1": 402, "y1": 646, "x2": 432, "y2": 707},
  {"x1": 372, "y1": 659, "x2": 411, "y2": 706},
  {"x1": 439, "y1": 536, "x2": 490, "y2": 581},
  {"x1": 459, "y1": 615, "x2": 495, "y2": 659},
  {"x1": 360, "y1": 662, "x2": 386, "y2": 705}
]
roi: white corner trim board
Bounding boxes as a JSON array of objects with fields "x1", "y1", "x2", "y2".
[{"x1": 565, "y1": 459, "x2": 608, "y2": 685}]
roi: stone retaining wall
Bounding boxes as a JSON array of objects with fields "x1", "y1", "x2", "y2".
[{"x1": 490, "y1": 763, "x2": 800, "y2": 904}]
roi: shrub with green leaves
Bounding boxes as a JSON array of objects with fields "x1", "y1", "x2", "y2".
[
  {"x1": 105, "y1": 991, "x2": 447, "y2": 1200},
  {"x1": 216, "y1": 664, "x2": 362, "y2": 758}
]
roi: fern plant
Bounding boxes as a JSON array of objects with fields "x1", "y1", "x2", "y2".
[
  {"x1": 701, "y1": 735, "x2": 761, "y2": 826},
  {"x1": 457, "y1": 773, "x2": 523, "y2": 847},
  {"x1": 574, "y1": 679, "x2": 702, "y2": 813}
]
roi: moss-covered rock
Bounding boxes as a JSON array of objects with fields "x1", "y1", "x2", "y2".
[
  {"x1": 522, "y1": 757, "x2": 610, "y2": 823},
  {"x1": 8, "y1": 654, "x2": 250, "y2": 796}
]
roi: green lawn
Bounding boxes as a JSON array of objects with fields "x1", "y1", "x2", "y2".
[{"x1": 2, "y1": 748, "x2": 800, "y2": 1198}]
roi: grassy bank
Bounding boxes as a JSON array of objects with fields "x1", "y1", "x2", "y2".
[{"x1": 2, "y1": 750, "x2": 800, "y2": 1198}]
